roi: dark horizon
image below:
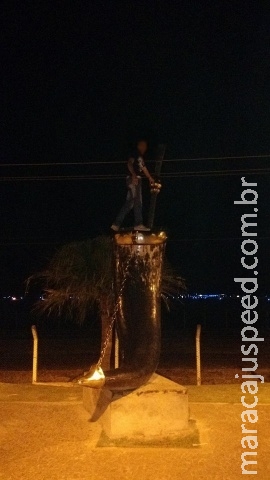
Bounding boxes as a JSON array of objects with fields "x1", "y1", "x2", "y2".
[{"x1": 1, "y1": 1, "x2": 270, "y2": 295}]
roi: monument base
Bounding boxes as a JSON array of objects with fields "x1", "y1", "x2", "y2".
[{"x1": 83, "y1": 374, "x2": 194, "y2": 445}]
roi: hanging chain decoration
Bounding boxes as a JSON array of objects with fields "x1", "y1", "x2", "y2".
[
  {"x1": 78, "y1": 253, "x2": 132, "y2": 388},
  {"x1": 97, "y1": 256, "x2": 131, "y2": 369}
]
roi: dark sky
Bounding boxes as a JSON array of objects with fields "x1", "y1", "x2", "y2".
[{"x1": 1, "y1": 1, "x2": 270, "y2": 294}]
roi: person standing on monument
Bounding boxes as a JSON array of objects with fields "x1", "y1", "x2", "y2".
[{"x1": 111, "y1": 139, "x2": 154, "y2": 232}]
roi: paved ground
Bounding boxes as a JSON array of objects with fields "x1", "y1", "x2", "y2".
[{"x1": 0, "y1": 383, "x2": 269, "y2": 480}]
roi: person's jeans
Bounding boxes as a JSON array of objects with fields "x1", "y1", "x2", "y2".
[{"x1": 114, "y1": 176, "x2": 143, "y2": 227}]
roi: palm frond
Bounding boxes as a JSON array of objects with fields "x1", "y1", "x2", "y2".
[
  {"x1": 28, "y1": 236, "x2": 114, "y2": 324},
  {"x1": 28, "y1": 236, "x2": 186, "y2": 324},
  {"x1": 161, "y1": 258, "x2": 186, "y2": 297}
]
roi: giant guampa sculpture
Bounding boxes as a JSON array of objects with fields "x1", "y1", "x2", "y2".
[{"x1": 79, "y1": 230, "x2": 167, "y2": 391}]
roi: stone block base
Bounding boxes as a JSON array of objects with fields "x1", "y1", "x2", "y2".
[{"x1": 83, "y1": 374, "x2": 190, "y2": 443}]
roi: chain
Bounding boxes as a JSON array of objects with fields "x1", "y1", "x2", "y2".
[{"x1": 97, "y1": 256, "x2": 131, "y2": 368}]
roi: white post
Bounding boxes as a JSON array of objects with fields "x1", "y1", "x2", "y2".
[
  {"x1": 196, "y1": 324, "x2": 201, "y2": 386},
  {"x1": 115, "y1": 330, "x2": 119, "y2": 369},
  {"x1": 31, "y1": 325, "x2": 38, "y2": 383}
]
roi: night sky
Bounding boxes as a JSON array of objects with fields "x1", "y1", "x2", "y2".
[{"x1": 1, "y1": 1, "x2": 270, "y2": 294}]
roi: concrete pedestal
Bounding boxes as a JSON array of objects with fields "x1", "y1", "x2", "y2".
[{"x1": 83, "y1": 374, "x2": 190, "y2": 444}]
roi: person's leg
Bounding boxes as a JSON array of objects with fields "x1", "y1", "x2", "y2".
[
  {"x1": 133, "y1": 178, "x2": 143, "y2": 226},
  {"x1": 112, "y1": 181, "x2": 134, "y2": 228}
]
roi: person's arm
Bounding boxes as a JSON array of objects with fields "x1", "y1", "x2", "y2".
[{"x1": 141, "y1": 165, "x2": 154, "y2": 184}]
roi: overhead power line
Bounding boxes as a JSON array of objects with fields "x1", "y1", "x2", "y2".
[
  {"x1": 0, "y1": 167, "x2": 269, "y2": 181},
  {"x1": 0, "y1": 154, "x2": 269, "y2": 167}
]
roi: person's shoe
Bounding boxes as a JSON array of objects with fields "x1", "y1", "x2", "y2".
[
  {"x1": 111, "y1": 224, "x2": 119, "y2": 232},
  {"x1": 134, "y1": 224, "x2": 150, "y2": 231}
]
